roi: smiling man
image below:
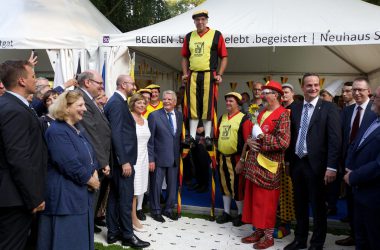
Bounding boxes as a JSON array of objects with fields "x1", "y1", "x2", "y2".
[
  {"x1": 148, "y1": 90, "x2": 183, "y2": 222},
  {"x1": 216, "y1": 92, "x2": 251, "y2": 227},
  {"x1": 285, "y1": 73, "x2": 341, "y2": 250},
  {"x1": 181, "y1": 10, "x2": 228, "y2": 149}
]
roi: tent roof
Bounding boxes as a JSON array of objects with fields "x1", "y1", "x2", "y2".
[
  {"x1": 102, "y1": 0, "x2": 380, "y2": 76},
  {"x1": 0, "y1": 0, "x2": 121, "y2": 49}
]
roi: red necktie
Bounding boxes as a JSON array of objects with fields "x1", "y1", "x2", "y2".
[{"x1": 349, "y1": 106, "x2": 362, "y2": 143}]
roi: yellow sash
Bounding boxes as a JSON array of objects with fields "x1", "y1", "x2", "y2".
[{"x1": 257, "y1": 153, "x2": 279, "y2": 174}]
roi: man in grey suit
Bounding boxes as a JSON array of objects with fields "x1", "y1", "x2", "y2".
[
  {"x1": 148, "y1": 90, "x2": 183, "y2": 222},
  {"x1": 76, "y1": 70, "x2": 111, "y2": 232}
]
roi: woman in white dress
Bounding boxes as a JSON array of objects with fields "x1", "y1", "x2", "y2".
[{"x1": 129, "y1": 94, "x2": 151, "y2": 231}]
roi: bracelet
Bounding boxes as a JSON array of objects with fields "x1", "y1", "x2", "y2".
[{"x1": 217, "y1": 73, "x2": 222, "y2": 76}]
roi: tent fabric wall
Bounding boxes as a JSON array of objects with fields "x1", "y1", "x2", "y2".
[
  {"x1": 101, "y1": 0, "x2": 380, "y2": 98},
  {"x1": 0, "y1": 0, "x2": 121, "y2": 87}
]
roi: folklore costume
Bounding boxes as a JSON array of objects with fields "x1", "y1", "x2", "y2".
[
  {"x1": 216, "y1": 92, "x2": 251, "y2": 225},
  {"x1": 181, "y1": 10, "x2": 228, "y2": 144},
  {"x1": 242, "y1": 103, "x2": 291, "y2": 249}
]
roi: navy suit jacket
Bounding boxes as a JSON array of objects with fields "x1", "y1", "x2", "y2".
[
  {"x1": 148, "y1": 108, "x2": 183, "y2": 168},
  {"x1": 289, "y1": 98, "x2": 342, "y2": 176},
  {"x1": 341, "y1": 101, "x2": 376, "y2": 169},
  {"x1": 346, "y1": 122, "x2": 380, "y2": 208},
  {"x1": 0, "y1": 92, "x2": 48, "y2": 210},
  {"x1": 104, "y1": 92, "x2": 137, "y2": 167},
  {"x1": 43, "y1": 121, "x2": 97, "y2": 214}
]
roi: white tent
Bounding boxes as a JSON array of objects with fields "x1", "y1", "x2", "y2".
[
  {"x1": 101, "y1": 0, "x2": 380, "y2": 102},
  {"x1": 0, "y1": 0, "x2": 122, "y2": 90}
]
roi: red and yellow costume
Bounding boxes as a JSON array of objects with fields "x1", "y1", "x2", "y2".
[
  {"x1": 242, "y1": 106, "x2": 290, "y2": 228},
  {"x1": 143, "y1": 101, "x2": 163, "y2": 118},
  {"x1": 217, "y1": 111, "x2": 251, "y2": 201},
  {"x1": 181, "y1": 28, "x2": 227, "y2": 120}
]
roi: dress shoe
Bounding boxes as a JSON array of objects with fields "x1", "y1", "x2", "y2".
[
  {"x1": 151, "y1": 213, "x2": 166, "y2": 223},
  {"x1": 308, "y1": 246, "x2": 323, "y2": 250},
  {"x1": 241, "y1": 230, "x2": 264, "y2": 244},
  {"x1": 232, "y1": 214, "x2": 243, "y2": 227},
  {"x1": 216, "y1": 212, "x2": 232, "y2": 224},
  {"x1": 205, "y1": 136, "x2": 213, "y2": 150},
  {"x1": 253, "y1": 237, "x2": 274, "y2": 249},
  {"x1": 183, "y1": 136, "x2": 196, "y2": 148},
  {"x1": 122, "y1": 234, "x2": 150, "y2": 248},
  {"x1": 94, "y1": 225, "x2": 102, "y2": 233},
  {"x1": 335, "y1": 236, "x2": 355, "y2": 246},
  {"x1": 163, "y1": 211, "x2": 178, "y2": 221},
  {"x1": 94, "y1": 217, "x2": 106, "y2": 227},
  {"x1": 107, "y1": 234, "x2": 121, "y2": 244},
  {"x1": 136, "y1": 209, "x2": 146, "y2": 221},
  {"x1": 284, "y1": 240, "x2": 307, "y2": 250}
]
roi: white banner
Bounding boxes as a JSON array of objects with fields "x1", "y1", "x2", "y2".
[{"x1": 102, "y1": 30, "x2": 380, "y2": 48}]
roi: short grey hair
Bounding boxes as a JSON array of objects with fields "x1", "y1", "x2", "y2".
[
  {"x1": 77, "y1": 71, "x2": 94, "y2": 87},
  {"x1": 162, "y1": 90, "x2": 177, "y2": 102}
]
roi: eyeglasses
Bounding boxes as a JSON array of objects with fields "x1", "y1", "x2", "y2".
[
  {"x1": 89, "y1": 79, "x2": 103, "y2": 86},
  {"x1": 262, "y1": 91, "x2": 275, "y2": 95},
  {"x1": 352, "y1": 88, "x2": 368, "y2": 93},
  {"x1": 253, "y1": 88, "x2": 262, "y2": 92}
]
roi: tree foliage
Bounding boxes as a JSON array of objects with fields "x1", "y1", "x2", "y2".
[
  {"x1": 90, "y1": 0, "x2": 205, "y2": 32},
  {"x1": 363, "y1": 0, "x2": 380, "y2": 5}
]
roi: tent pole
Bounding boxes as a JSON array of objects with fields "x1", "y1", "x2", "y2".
[{"x1": 368, "y1": 67, "x2": 380, "y2": 76}]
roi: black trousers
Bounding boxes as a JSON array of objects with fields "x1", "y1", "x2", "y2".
[
  {"x1": 354, "y1": 199, "x2": 380, "y2": 250},
  {"x1": 106, "y1": 166, "x2": 135, "y2": 239},
  {"x1": 0, "y1": 206, "x2": 33, "y2": 250},
  {"x1": 291, "y1": 157, "x2": 327, "y2": 248}
]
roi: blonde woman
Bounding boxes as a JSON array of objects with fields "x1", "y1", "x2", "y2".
[{"x1": 129, "y1": 93, "x2": 151, "y2": 231}]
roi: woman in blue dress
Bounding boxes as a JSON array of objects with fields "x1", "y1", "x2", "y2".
[{"x1": 37, "y1": 90, "x2": 100, "y2": 250}]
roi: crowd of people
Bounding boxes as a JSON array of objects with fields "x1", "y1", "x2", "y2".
[{"x1": 1, "y1": 9, "x2": 380, "y2": 250}]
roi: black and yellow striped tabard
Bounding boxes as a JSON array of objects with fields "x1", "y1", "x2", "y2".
[
  {"x1": 185, "y1": 29, "x2": 222, "y2": 120},
  {"x1": 217, "y1": 112, "x2": 246, "y2": 201}
]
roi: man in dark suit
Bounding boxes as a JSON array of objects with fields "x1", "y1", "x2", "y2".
[
  {"x1": 335, "y1": 77, "x2": 376, "y2": 246},
  {"x1": 285, "y1": 73, "x2": 341, "y2": 250},
  {"x1": 104, "y1": 75, "x2": 150, "y2": 248},
  {"x1": 148, "y1": 90, "x2": 183, "y2": 222},
  {"x1": 344, "y1": 85, "x2": 380, "y2": 250},
  {"x1": 0, "y1": 60, "x2": 48, "y2": 250},
  {"x1": 76, "y1": 70, "x2": 111, "y2": 232}
]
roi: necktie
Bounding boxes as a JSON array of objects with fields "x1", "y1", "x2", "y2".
[
  {"x1": 296, "y1": 103, "x2": 311, "y2": 158},
  {"x1": 349, "y1": 106, "x2": 362, "y2": 143},
  {"x1": 167, "y1": 112, "x2": 175, "y2": 135},
  {"x1": 29, "y1": 104, "x2": 38, "y2": 117}
]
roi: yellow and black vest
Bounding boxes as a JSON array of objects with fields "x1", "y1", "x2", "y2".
[
  {"x1": 218, "y1": 112, "x2": 245, "y2": 155},
  {"x1": 144, "y1": 101, "x2": 163, "y2": 118},
  {"x1": 185, "y1": 29, "x2": 221, "y2": 71}
]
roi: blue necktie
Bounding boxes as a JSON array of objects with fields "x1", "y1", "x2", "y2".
[
  {"x1": 296, "y1": 103, "x2": 311, "y2": 158},
  {"x1": 167, "y1": 112, "x2": 175, "y2": 135}
]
